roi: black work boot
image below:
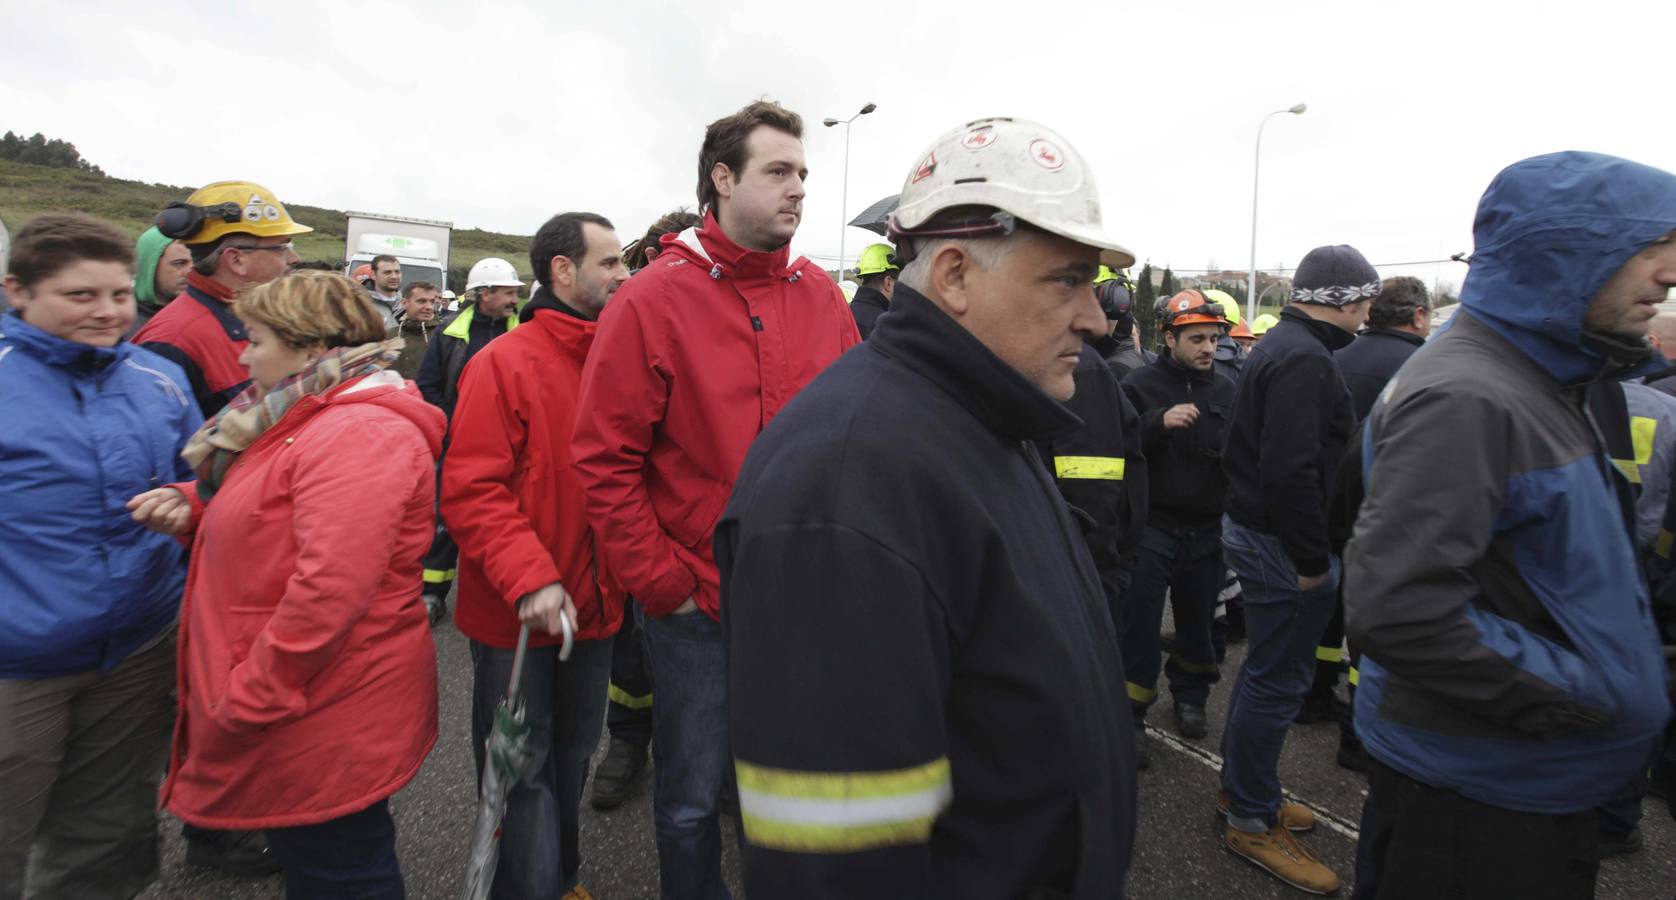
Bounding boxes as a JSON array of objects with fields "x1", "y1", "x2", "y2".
[
  {"x1": 1173, "y1": 702, "x2": 1209, "y2": 739},
  {"x1": 589, "y1": 737, "x2": 649, "y2": 810},
  {"x1": 184, "y1": 827, "x2": 280, "y2": 877}
]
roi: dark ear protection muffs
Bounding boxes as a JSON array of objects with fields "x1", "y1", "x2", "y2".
[{"x1": 155, "y1": 201, "x2": 243, "y2": 241}]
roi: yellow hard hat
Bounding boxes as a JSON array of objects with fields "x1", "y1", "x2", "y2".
[
  {"x1": 1252, "y1": 313, "x2": 1280, "y2": 335},
  {"x1": 1094, "y1": 265, "x2": 1119, "y2": 284},
  {"x1": 166, "y1": 180, "x2": 313, "y2": 245},
  {"x1": 855, "y1": 243, "x2": 899, "y2": 276},
  {"x1": 1202, "y1": 288, "x2": 1240, "y2": 326}
]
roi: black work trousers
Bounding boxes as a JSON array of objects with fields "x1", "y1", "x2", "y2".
[{"x1": 1352, "y1": 758, "x2": 1599, "y2": 900}]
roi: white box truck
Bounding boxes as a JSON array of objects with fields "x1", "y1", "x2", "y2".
[{"x1": 344, "y1": 211, "x2": 453, "y2": 291}]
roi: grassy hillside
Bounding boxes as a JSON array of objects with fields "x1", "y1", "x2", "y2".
[{"x1": 0, "y1": 158, "x2": 533, "y2": 286}]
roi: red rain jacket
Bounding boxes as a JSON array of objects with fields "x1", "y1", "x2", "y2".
[
  {"x1": 572, "y1": 214, "x2": 859, "y2": 620},
  {"x1": 161, "y1": 374, "x2": 445, "y2": 829},
  {"x1": 442, "y1": 302, "x2": 626, "y2": 649}
]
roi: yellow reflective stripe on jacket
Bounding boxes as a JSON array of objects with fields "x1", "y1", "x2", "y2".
[
  {"x1": 422, "y1": 568, "x2": 456, "y2": 584},
  {"x1": 1633, "y1": 416, "x2": 1657, "y2": 465},
  {"x1": 1659, "y1": 529, "x2": 1675, "y2": 561},
  {"x1": 1316, "y1": 645, "x2": 1344, "y2": 663},
  {"x1": 1613, "y1": 415, "x2": 1658, "y2": 484},
  {"x1": 608, "y1": 682, "x2": 653, "y2": 710},
  {"x1": 1348, "y1": 666, "x2": 1360, "y2": 687},
  {"x1": 1125, "y1": 681, "x2": 1156, "y2": 703},
  {"x1": 1054, "y1": 456, "x2": 1125, "y2": 480},
  {"x1": 735, "y1": 757, "x2": 952, "y2": 854}
]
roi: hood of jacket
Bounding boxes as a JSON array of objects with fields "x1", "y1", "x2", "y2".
[
  {"x1": 133, "y1": 227, "x2": 175, "y2": 312},
  {"x1": 1459, "y1": 151, "x2": 1676, "y2": 386},
  {"x1": 2, "y1": 309, "x2": 134, "y2": 370},
  {"x1": 324, "y1": 373, "x2": 446, "y2": 458},
  {"x1": 663, "y1": 211, "x2": 814, "y2": 283}
]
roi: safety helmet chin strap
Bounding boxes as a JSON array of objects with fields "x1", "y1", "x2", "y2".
[{"x1": 887, "y1": 211, "x2": 1020, "y2": 266}]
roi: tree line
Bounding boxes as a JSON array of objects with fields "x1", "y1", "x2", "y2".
[{"x1": 0, "y1": 132, "x2": 105, "y2": 176}]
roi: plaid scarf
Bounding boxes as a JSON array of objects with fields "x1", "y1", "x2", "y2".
[{"x1": 183, "y1": 339, "x2": 403, "y2": 499}]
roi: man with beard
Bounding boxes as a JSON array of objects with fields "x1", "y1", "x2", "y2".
[{"x1": 444, "y1": 213, "x2": 629, "y2": 900}]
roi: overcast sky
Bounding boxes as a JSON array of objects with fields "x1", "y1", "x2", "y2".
[{"x1": 5, "y1": 0, "x2": 1672, "y2": 288}]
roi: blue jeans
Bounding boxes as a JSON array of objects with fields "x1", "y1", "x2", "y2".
[
  {"x1": 1218, "y1": 516, "x2": 1340, "y2": 826},
  {"x1": 469, "y1": 635, "x2": 612, "y2": 898},
  {"x1": 265, "y1": 800, "x2": 403, "y2": 900},
  {"x1": 1121, "y1": 522, "x2": 1225, "y2": 714},
  {"x1": 639, "y1": 607, "x2": 733, "y2": 900}
]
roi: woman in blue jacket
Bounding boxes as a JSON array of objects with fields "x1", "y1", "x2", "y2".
[{"x1": 0, "y1": 213, "x2": 202, "y2": 898}]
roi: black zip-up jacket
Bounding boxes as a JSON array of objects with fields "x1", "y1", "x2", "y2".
[
  {"x1": 1091, "y1": 332, "x2": 1153, "y2": 381},
  {"x1": 415, "y1": 305, "x2": 513, "y2": 420},
  {"x1": 1223, "y1": 305, "x2": 1356, "y2": 577},
  {"x1": 1335, "y1": 327, "x2": 1426, "y2": 419},
  {"x1": 849, "y1": 284, "x2": 890, "y2": 339},
  {"x1": 1122, "y1": 353, "x2": 1235, "y2": 529},
  {"x1": 1037, "y1": 344, "x2": 1148, "y2": 624},
  {"x1": 717, "y1": 285, "x2": 1134, "y2": 900}
]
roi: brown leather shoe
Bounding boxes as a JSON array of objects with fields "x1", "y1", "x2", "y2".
[
  {"x1": 1223, "y1": 824, "x2": 1340, "y2": 895},
  {"x1": 1217, "y1": 789, "x2": 1317, "y2": 833}
]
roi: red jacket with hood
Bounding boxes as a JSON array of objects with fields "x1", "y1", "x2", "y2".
[
  {"x1": 442, "y1": 294, "x2": 626, "y2": 649},
  {"x1": 572, "y1": 214, "x2": 860, "y2": 620},
  {"x1": 160, "y1": 373, "x2": 444, "y2": 829}
]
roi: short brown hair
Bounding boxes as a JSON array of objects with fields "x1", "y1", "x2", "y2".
[
  {"x1": 696, "y1": 100, "x2": 803, "y2": 214},
  {"x1": 6, "y1": 213, "x2": 134, "y2": 288},
  {"x1": 627, "y1": 208, "x2": 702, "y2": 265},
  {"x1": 235, "y1": 271, "x2": 389, "y2": 350},
  {"x1": 402, "y1": 280, "x2": 438, "y2": 298}
]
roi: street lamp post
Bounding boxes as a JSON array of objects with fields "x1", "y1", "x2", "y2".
[
  {"x1": 823, "y1": 102, "x2": 877, "y2": 281},
  {"x1": 1247, "y1": 102, "x2": 1306, "y2": 323}
]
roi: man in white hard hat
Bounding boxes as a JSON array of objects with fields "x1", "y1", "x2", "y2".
[
  {"x1": 717, "y1": 117, "x2": 1137, "y2": 898},
  {"x1": 414, "y1": 256, "x2": 521, "y2": 622}
]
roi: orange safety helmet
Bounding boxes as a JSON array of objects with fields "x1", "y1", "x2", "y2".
[
  {"x1": 1161, "y1": 290, "x2": 1229, "y2": 330},
  {"x1": 1229, "y1": 320, "x2": 1255, "y2": 340},
  {"x1": 352, "y1": 263, "x2": 374, "y2": 283}
]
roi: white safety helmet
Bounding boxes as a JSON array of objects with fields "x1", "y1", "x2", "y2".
[
  {"x1": 888, "y1": 117, "x2": 1134, "y2": 269},
  {"x1": 465, "y1": 257, "x2": 523, "y2": 291}
]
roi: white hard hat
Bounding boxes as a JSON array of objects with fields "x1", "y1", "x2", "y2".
[
  {"x1": 465, "y1": 257, "x2": 522, "y2": 290},
  {"x1": 888, "y1": 117, "x2": 1134, "y2": 269},
  {"x1": 439, "y1": 289, "x2": 456, "y2": 300}
]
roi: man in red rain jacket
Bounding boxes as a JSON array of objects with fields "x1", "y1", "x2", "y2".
[
  {"x1": 442, "y1": 212, "x2": 629, "y2": 898},
  {"x1": 572, "y1": 100, "x2": 859, "y2": 899}
]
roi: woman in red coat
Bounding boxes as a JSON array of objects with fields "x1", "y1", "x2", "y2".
[{"x1": 130, "y1": 271, "x2": 444, "y2": 897}]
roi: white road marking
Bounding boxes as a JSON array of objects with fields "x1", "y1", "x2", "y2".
[{"x1": 1143, "y1": 723, "x2": 1365, "y2": 840}]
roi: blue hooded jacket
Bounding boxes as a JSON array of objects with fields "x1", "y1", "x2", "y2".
[
  {"x1": 1460, "y1": 151, "x2": 1676, "y2": 385},
  {"x1": 1345, "y1": 151, "x2": 1676, "y2": 814},
  {"x1": 1, "y1": 312, "x2": 202, "y2": 678}
]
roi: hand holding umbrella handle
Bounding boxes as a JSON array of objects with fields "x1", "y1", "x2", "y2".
[{"x1": 558, "y1": 605, "x2": 574, "y2": 662}]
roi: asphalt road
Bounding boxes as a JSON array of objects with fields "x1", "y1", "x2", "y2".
[{"x1": 141, "y1": 611, "x2": 1676, "y2": 900}]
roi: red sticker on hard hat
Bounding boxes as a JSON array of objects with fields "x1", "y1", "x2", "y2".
[
  {"x1": 912, "y1": 151, "x2": 938, "y2": 183},
  {"x1": 1029, "y1": 139, "x2": 1065, "y2": 170},
  {"x1": 961, "y1": 126, "x2": 997, "y2": 150}
]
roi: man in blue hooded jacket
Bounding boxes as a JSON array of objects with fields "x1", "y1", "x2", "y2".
[{"x1": 1345, "y1": 151, "x2": 1676, "y2": 899}]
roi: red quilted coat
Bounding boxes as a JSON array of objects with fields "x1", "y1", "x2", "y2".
[{"x1": 160, "y1": 373, "x2": 444, "y2": 829}]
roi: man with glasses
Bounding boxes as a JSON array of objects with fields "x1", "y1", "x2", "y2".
[{"x1": 135, "y1": 180, "x2": 310, "y2": 418}]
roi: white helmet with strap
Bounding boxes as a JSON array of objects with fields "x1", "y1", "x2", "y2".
[
  {"x1": 888, "y1": 117, "x2": 1134, "y2": 269},
  {"x1": 465, "y1": 257, "x2": 523, "y2": 291}
]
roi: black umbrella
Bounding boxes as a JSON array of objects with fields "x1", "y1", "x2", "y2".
[{"x1": 848, "y1": 194, "x2": 899, "y2": 236}]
